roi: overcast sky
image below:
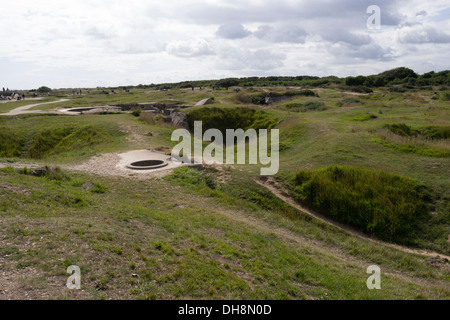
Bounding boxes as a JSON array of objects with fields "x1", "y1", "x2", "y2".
[{"x1": 1, "y1": 0, "x2": 449, "y2": 89}]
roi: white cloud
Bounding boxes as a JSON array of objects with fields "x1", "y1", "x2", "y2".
[
  {"x1": 398, "y1": 26, "x2": 450, "y2": 44},
  {"x1": 0, "y1": 0, "x2": 448, "y2": 89},
  {"x1": 167, "y1": 39, "x2": 215, "y2": 58},
  {"x1": 216, "y1": 23, "x2": 251, "y2": 39},
  {"x1": 254, "y1": 25, "x2": 307, "y2": 43}
]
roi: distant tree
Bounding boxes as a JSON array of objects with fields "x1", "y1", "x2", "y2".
[
  {"x1": 216, "y1": 78, "x2": 240, "y2": 89},
  {"x1": 345, "y1": 76, "x2": 366, "y2": 86},
  {"x1": 37, "y1": 86, "x2": 52, "y2": 93},
  {"x1": 377, "y1": 67, "x2": 418, "y2": 83}
]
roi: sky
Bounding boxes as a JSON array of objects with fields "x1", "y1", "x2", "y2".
[{"x1": 1, "y1": 0, "x2": 449, "y2": 89}]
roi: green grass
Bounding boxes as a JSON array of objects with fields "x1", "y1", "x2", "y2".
[
  {"x1": 285, "y1": 101, "x2": 326, "y2": 112},
  {"x1": 1, "y1": 166, "x2": 447, "y2": 299},
  {"x1": 0, "y1": 114, "x2": 137, "y2": 163},
  {"x1": 0, "y1": 128, "x2": 24, "y2": 157},
  {"x1": 0, "y1": 84, "x2": 449, "y2": 300},
  {"x1": 292, "y1": 165, "x2": 431, "y2": 242}
]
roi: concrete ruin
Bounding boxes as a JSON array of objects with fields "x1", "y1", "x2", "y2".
[{"x1": 194, "y1": 98, "x2": 214, "y2": 106}]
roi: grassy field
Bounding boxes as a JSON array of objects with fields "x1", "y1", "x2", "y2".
[{"x1": 0, "y1": 85, "x2": 448, "y2": 299}]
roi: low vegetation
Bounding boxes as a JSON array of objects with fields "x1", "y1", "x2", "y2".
[
  {"x1": 0, "y1": 128, "x2": 24, "y2": 157},
  {"x1": 292, "y1": 165, "x2": 431, "y2": 242},
  {"x1": 186, "y1": 107, "x2": 280, "y2": 134}
]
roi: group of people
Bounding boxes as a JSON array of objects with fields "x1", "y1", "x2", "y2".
[
  {"x1": 0, "y1": 91, "x2": 24, "y2": 101},
  {"x1": 1, "y1": 87, "x2": 42, "y2": 100}
]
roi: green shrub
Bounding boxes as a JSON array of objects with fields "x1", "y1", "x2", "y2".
[
  {"x1": 187, "y1": 107, "x2": 280, "y2": 134},
  {"x1": 421, "y1": 126, "x2": 450, "y2": 140},
  {"x1": 132, "y1": 109, "x2": 142, "y2": 117},
  {"x1": 37, "y1": 86, "x2": 52, "y2": 93},
  {"x1": 441, "y1": 92, "x2": 450, "y2": 101},
  {"x1": 166, "y1": 167, "x2": 217, "y2": 190},
  {"x1": 384, "y1": 123, "x2": 449, "y2": 140},
  {"x1": 19, "y1": 166, "x2": 70, "y2": 181},
  {"x1": 91, "y1": 182, "x2": 107, "y2": 194},
  {"x1": 345, "y1": 86, "x2": 373, "y2": 93},
  {"x1": 383, "y1": 123, "x2": 418, "y2": 137},
  {"x1": 292, "y1": 165, "x2": 430, "y2": 241}
]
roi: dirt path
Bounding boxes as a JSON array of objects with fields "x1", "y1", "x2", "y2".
[
  {"x1": 0, "y1": 99, "x2": 68, "y2": 116},
  {"x1": 186, "y1": 191, "x2": 448, "y2": 291},
  {"x1": 256, "y1": 177, "x2": 450, "y2": 261}
]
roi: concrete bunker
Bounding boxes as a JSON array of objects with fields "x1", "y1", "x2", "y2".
[{"x1": 65, "y1": 107, "x2": 96, "y2": 113}]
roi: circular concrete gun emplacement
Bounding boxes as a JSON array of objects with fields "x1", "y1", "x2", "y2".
[{"x1": 126, "y1": 159, "x2": 169, "y2": 170}]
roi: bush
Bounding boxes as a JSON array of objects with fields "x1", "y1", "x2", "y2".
[
  {"x1": 37, "y1": 86, "x2": 52, "y2": 93},
  {"x1": 345, "y1": 76, "x2": 366, "y2": 86},
  {"x1": 166, "y1": 167, "x2": 216, "y2": 190},
  {"x1": 377, "y1": 67, "x2": 418, "y2": 83},
  {"x1": 132, "y1": 109, "x2": 142, "y2": 117},
  {"x1": 91, "y1": 182, "x2": 107, "y2": 194},
  {"x1": 187, "y1": 107, "x2": 280, "y2": 134},
  {"x1": 19, "y1": 166, "x2": 70, "y2": 181},
  {"x1": 420, "y1": 126, "x2": 450, "y2": 140},
  {"x1": 293, "y1": 166, "x2": 430, "y2": 241},
  {"x1": 349, "y1": 86, "x2": 373, "y2": 93},
  {"x1": 383, "y1": 123, "x2": 418, "y2": 137}
]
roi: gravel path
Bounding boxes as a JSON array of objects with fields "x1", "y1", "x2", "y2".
[
  {"x1": 0, "y1": 99, "x2": 68, "y2": 116},
  {"x1": 65, "y1": 150, "x2": 187, "y2": 179}
]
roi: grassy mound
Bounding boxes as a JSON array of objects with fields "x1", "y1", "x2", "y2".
[
  {"x1": 29, "y1": 125, "x2": 109, "y2": 159},
  {"x1": 292, "y1": 165, "x2": 431, "y2": 241},
  {"x1": 187, "y1": 107, "x2": 280, "y2": 134},
  {"x1": 0, "y1": 128, "x2": 24, "y2": 157}
]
